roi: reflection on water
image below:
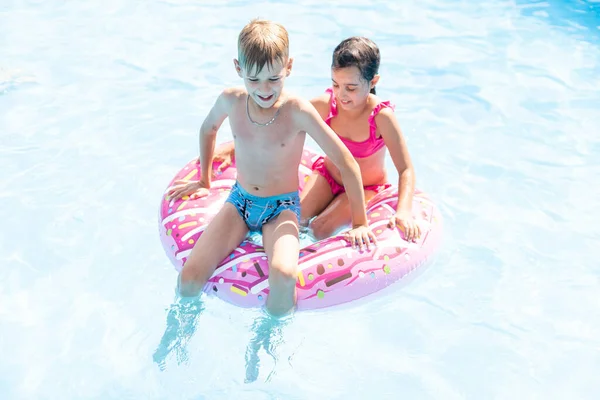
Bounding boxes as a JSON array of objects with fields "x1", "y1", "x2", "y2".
[
  {"x1": 153, "y1": 296, "x2": 205, "y2": 370},
  {"x1": 153, "y1": 293, "x2": 293, "y2": 384},
  {"x1": 244, "y1": 311, "x2": 292, "y2": 383}
]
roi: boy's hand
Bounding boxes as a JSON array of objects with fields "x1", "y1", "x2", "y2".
[
  {"x1": 167, "y1": 180, "x2": 210, "y2": 201},
  {"x1": 388, "y1": 210, "x2": 420, "y2": 242},
  {"x1": 344, "y1": 225, "x2": 377, "y2": 251}
]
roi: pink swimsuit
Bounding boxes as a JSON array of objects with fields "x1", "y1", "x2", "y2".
[{"x1": 312, "y1": 88, "x2": 394, "y2": 196}]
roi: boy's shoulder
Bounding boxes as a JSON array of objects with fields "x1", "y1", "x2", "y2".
[
  {"x1": 279, "y1": 92, "x2": 327, "y2": 130},
  {"x1": 282, "y1": 92, "x2": 315, "y2": 114},
  {"x1": 220, "y1": 86, "x2": 248, "y2": 102}
]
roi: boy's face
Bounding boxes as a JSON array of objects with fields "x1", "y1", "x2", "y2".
[{"x1": 234, "y1": 58, "x2": 293, "y2": 108}]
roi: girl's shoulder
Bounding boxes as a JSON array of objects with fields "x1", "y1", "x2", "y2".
[{"x1": 310, "y1": 92, "x2": 333, "y2": 121}]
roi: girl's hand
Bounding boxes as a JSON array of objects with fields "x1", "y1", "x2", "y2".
[
  {"x1": 388, "y1": 211, "x2": 421, "y2": 242},
  {"x1": 344, "y1": 225, "x2": 378, "y2": 251},
  {"x1": 213, "y1": 142, "x2": 235, "y2": 175}
]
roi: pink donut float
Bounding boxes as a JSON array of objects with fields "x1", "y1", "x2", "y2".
[{"x1": 158, "y1": 145, "x2": 443, "y2": 311}]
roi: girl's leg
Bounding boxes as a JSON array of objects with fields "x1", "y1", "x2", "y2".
[
  {"x1": 299, "y1": 172, "x2": 335, "y2": 225},
  {"x1": 309, "y1": 189, "x2": 378, "y2": 240}
]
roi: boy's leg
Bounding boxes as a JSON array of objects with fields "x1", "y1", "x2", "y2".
[
  {"x1": 309, "y1": 189, "x2": 377, "y2": 240},
  {"x1": 261, "y1": 210, "x2": 300, "y2": 317},
  {"x1": 178, "y1": 202, "x2": 249, "y2": 297}
]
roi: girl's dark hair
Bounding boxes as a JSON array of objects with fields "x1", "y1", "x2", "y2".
[{"x1": 331, "y1": 37, "x2": 380, "y2": 94}]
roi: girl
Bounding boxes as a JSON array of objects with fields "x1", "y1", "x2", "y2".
[{"x1": 215, "y1": 37, "x2": 420, "y2": 242}]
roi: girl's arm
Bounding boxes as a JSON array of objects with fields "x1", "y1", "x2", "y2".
[{"x1": 377, "y1": 108, "x2": 420, "y2": 241}]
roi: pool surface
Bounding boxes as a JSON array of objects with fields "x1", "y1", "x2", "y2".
[{"x1": 1, "y1": 0, "x2": 599, "y2": 398}]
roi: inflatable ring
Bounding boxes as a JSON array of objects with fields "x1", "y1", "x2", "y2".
[{"x1": 159, "y1": 144, "x2": 442, "y2": 311}]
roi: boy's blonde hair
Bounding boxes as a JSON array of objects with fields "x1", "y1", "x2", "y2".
[{"x1": 238, "y1": 19, "x2": 289, "y2": 75}]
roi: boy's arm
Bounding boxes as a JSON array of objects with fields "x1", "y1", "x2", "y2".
[
  {"x1": 292, "y1": 98, "x2": 368, "y2": 229},
  {"x1": 167, "y1": 89, "x2": 232, "y2": 201},
  {"x1": 198, "y1": 89, "x2": 234, "y2": 187}
]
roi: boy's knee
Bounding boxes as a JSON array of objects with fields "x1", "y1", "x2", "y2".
[{"x1": 178, "y1": 263, "x2": 204, "y2": 297}]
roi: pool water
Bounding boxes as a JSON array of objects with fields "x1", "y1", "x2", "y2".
[{"x1": 1, "y1": 0, "x2": 599, "y2": 398}]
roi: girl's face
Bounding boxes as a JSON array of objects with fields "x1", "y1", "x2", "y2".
[{"x1": 331, "y1": 66, "x2": 373, "y2": 110}]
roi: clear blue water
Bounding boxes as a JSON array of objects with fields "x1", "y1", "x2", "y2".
[{"x1": 1, "y1": 0, "x2": 599, "y2": 398}]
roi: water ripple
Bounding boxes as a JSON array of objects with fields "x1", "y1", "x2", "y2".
[{"x1": 1, "y1": 0, "x2": 599, "y2": 399}]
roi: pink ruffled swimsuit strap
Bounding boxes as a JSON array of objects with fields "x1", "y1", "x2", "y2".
[
  {"x1": 324, "y1": 87, "x2": 338, "y2": 125},
  {"x1": 324, "y1": 88, "x2": 395, "y2": 158}
]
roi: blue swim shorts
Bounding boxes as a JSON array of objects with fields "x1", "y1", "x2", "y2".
[{"x1": 225, "y1": 182, "x2": 301, "y2": 232}]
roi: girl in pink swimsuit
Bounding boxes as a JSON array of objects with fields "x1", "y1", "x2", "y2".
[
  {"x1": 301, "y1": 37, "x2": 420, "y2": 241},
  {"x1": 310, "y1": 87, "x2": 393, "y2": 197},
  {"x1": 213, "y1": 37, "x2": 420, "y2": 242}
]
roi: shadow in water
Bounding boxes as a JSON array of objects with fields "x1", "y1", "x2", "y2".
[{"x1": 153, "y1": 296, "x2": 205, "y2": 370}]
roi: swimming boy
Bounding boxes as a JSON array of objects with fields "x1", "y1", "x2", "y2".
[{"x1": 167, "y1": 19, "x2": 376, "y2": 316}]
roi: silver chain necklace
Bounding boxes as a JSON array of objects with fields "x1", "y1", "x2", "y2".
[{"x1": 246, "y1": 94, "x2": 286, "y2": 127}]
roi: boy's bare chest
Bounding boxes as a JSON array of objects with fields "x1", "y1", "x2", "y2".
[{"x1": 230, "y1": 111, "x2": 297, "y2": 147}]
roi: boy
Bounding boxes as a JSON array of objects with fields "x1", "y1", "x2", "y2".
[{"x1": 168, "y1": 19, "x2": 375, "y2": 316}]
